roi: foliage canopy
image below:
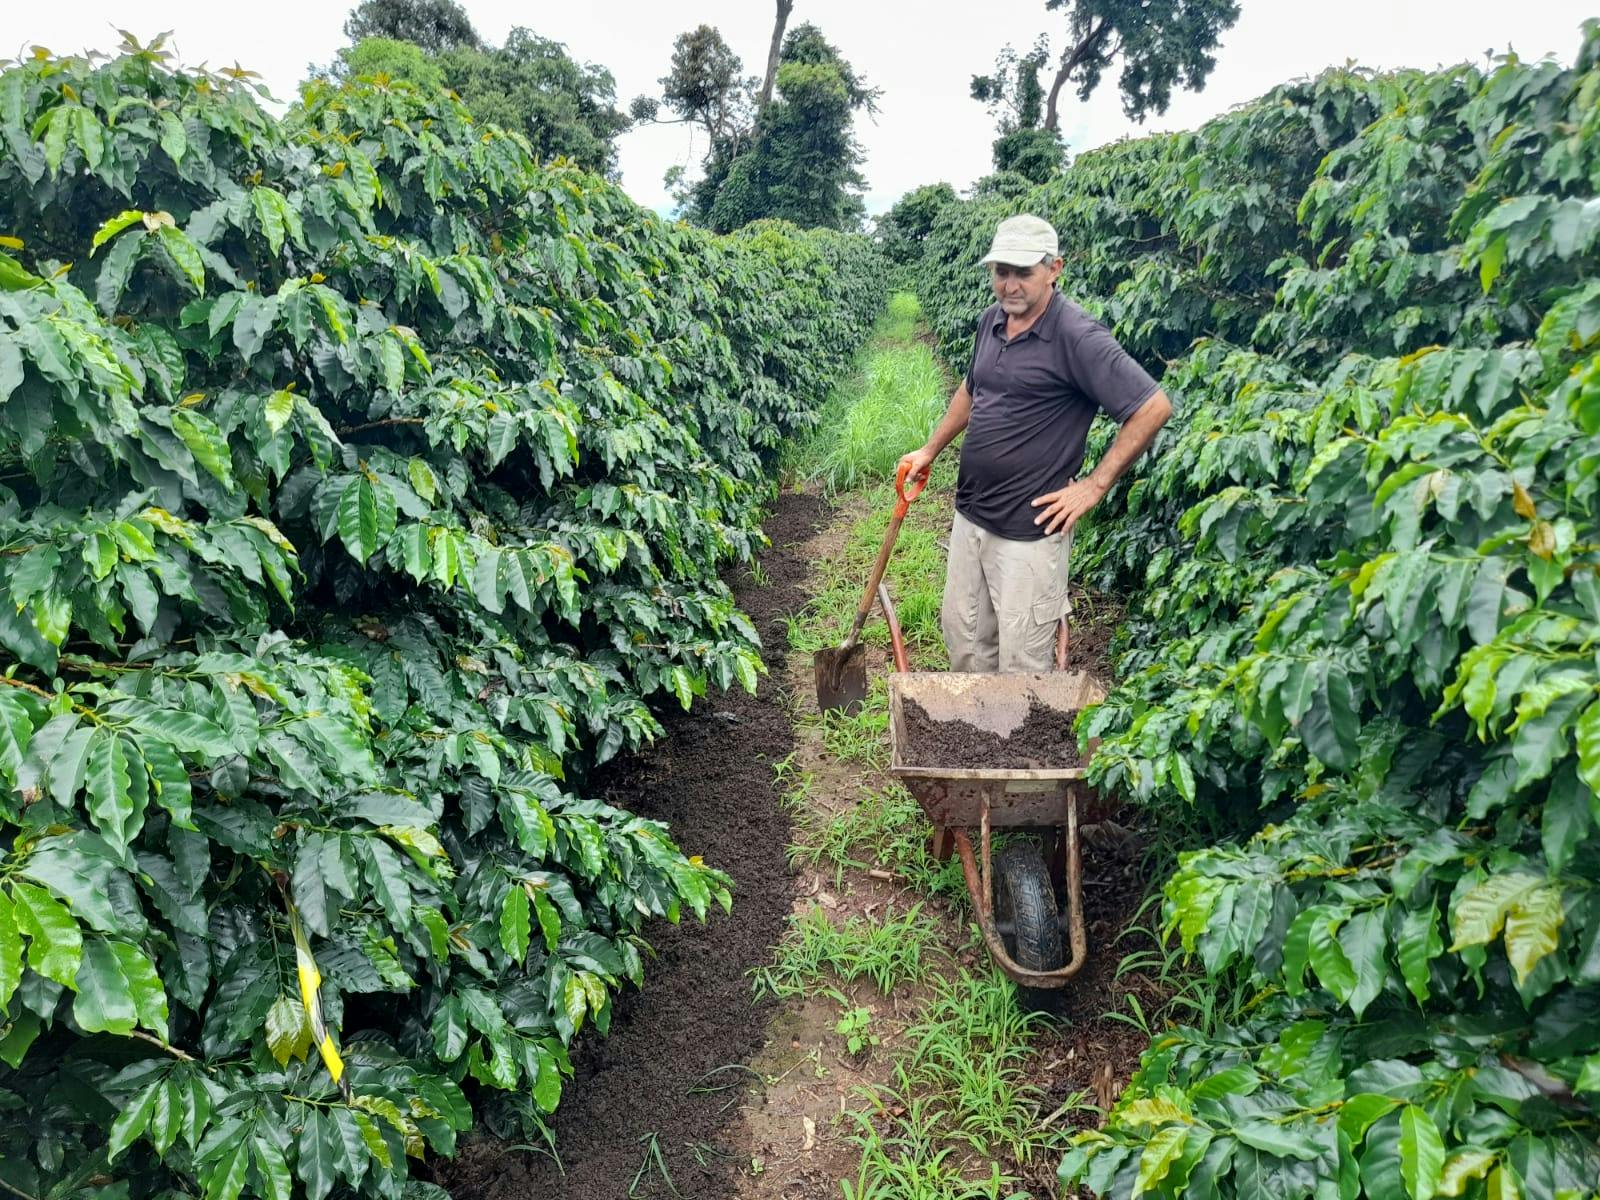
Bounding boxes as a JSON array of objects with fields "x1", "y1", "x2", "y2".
[
  {"x1": 0, "y1": 34, "x2": 883, "y2": 1200},
  {"x1": 343, "y1": 0, "x2": 481, "y2": 54},
  {"x1": 325, "y1": 4, "x2": 630, "y2": 178},
  {"x1": 920, "y1": 22, "x2": 1600, "y2": 1199}
]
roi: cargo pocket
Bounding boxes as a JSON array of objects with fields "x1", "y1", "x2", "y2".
[{"x1": 1028, "y1": 531, "x2": 1073, "y2": 628}]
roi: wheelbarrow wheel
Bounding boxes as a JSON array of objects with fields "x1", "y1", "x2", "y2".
[{"x1": 992, "y1": 841, "x2": 1064, "y2": 1014}]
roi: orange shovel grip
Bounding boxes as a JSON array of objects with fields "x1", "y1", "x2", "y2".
[{"x1": 895, "y1": 461, "x2": 928, "y2": 518}]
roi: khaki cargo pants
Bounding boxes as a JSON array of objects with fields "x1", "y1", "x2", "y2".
[{"x1": 940, "y1": 510, "x2": 1072, "y2": 673}]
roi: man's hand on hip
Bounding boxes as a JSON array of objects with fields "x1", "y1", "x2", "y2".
[{"x1": 1030, "y1": 476, "x2": 1107, "y2": 535}]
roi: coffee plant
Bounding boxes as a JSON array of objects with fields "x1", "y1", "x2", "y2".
[
  {"x1": 0, "y1": 35, "x2": 883, "y2": 1200},
  {"x1": 921, "y1": 22, "x2": 1600, "y2": 1200}
]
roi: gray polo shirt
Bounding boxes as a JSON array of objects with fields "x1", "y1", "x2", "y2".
[{"x1": 958, "y1": 292, "x2": 1159, "y2": 541}]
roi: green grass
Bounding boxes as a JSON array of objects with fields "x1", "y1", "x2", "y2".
[
  {"x1": 838, "y1": 969, "x2": 1089, "y2": 1197},
  {"x1": 789, "y1": 293, "x2": 952, "y2": 496},
  {"x1": 890, "y1": 971, "x2": 1082, "y2": 1163},
  {"x1": 839, "y1": 1114, "x2": 1019, "y2": 1200},
  {"x1": 788, "y1": 781, "x2": 966, "y2": 899},
  {"x1": 754, "y1": 904, "x2": 941, "y2": 1000},
  {"x1": 796, "y1": 679, "x2": 892, "y2": 768},
  {"x1": 788, "y1": 452, "x2": 957, "y2": 669}
]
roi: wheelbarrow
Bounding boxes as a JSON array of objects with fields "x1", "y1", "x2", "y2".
[{"x1": 875, "y1": 589, "x2": 1106, "y2": 1006}]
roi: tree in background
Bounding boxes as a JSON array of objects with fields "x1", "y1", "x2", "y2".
[
  {"x1": 630, "y1": 25, "x2": 754, "y2": 154},
  {"x1": 972, "y1": 38, "x2": 1051, "y2": 132},
  {"x1": 629, "y1": 26, "x2": 756, "y2": 219},
  {"x1": 701, "y1": 23, "x2": 877, "y2": 233},
  {"x1": 438, "y1": 30, "x2": 631, "y2": 176},
  {"x1": 977, "y1": 0, "x2": 1241, "y2": 148},
  {"x1": 969, "y1": 170, "x2": 1035, "y2": 201},
  {"x1": 321, "y1": 4, "x2": 630, "y2": 177},
  {"x1": 639, "y1": 21, "x2": 874, "y2": 233},
  {"x1": 993, "y1": 128, "x2": 1067, "y2": 182},
  {"x1": 1034, "y1": 0, "x2": 1241, "y2": 126},
  {"x1": 343, "y1": 0, "x2": 480, "y2": 52},
  {"x1": 971, "y1": 39, "x2": 1066, "y2": 183},
  {"x1": 651, "y1": 24, "x2": 753, "y2": 143},
  {"x1": 875, "y1": 182, "x2": 958, "y2": 268},
  {"x1": 756, "y1": 0, "x2": 796, "y2": 115}
]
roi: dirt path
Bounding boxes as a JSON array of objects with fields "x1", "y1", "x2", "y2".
[
  {"x1": 444, "y1": 492, "x2": 829, "y2": 1200},
  {"x1": 445, "y1": 479, "x2": 1162, "y2": 1200},
  {"x1": 718, "y1": 489, "x2": 1159, "y2": 1200}
]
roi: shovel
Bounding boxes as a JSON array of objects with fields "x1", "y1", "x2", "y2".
[{"x1": 814, "y1": 461, "x2": 928, "y2": 712}]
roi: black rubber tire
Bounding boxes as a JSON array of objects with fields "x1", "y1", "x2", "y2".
[{"x1": 992, "y1": 840, "x2": 1065, "y2": 1015}]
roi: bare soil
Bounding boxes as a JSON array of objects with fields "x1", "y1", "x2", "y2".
[
  {"x1": 440, "y1": 491, "x2": 828, "y2": 1200},
  {"x1": 900, "y1": 697, "x2": 1085, "y2": 769},
  {"x1": 1062, "y1": 584, "x2": 1122, "y2": 676}
]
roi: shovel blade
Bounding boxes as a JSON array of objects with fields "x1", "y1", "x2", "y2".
[{"x1": 814, "y1": 642, "x2": 869, "y2": 713}]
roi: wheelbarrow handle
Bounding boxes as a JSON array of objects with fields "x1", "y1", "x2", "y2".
[{"x1": 843, "y1": 464, "x2": 928, "y2": 648}]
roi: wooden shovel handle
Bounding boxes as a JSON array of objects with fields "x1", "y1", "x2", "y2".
[{"x1": 842, "y1": 463, "x2": 927, "y2": 648}]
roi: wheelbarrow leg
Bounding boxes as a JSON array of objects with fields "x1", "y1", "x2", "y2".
[
  {"x1": 930, "y1": 825, "x2": 952, "y2": 862},
  {"x1": 1060, "y1": 790, "x2": 1086, "y2": 971}
]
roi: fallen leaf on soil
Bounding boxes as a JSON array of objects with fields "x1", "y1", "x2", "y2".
[{"x1": 802, "y1": 1117, "x2": 816, "y2": 1151}]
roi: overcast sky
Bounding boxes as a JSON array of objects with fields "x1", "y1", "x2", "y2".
[{"x1": 12, "y1": 2, "x2": 1596, "y2": 216}]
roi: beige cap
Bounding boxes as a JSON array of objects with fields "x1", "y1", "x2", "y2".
[{"x1": 980, "y1": 214, "x2": 1060, "y2": 267}]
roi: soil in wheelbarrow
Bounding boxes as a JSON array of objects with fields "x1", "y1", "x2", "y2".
[
  {"x1": 901, "y1": 697, "x2": 1084, "y2": 770},
  {"x1": 438, "y1": 491, "x2": 828, "y2": 1200}
]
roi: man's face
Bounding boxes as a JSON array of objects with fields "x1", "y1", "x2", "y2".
[{"x1": 990, "y1": 258, "x2": 1063, "y2": 316}]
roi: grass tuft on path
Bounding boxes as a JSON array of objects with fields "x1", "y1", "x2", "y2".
[{"x1": 789, "y1": 292, "x2": 951, "y2": 495}]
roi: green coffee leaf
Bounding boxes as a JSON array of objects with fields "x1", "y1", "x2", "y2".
[
  {"x1": 1232, "y1": 1118, "x2": 1320, "y2": 1160},
  {"x1": 251, "y1": 1132, "x2": 293, "y2": 1200},
  {"x1": 1438, "y1": 1148, "x2": 1498, "y2": 1196},
  {"x1": 1399, "y1": 1105, "x2": 1445, "y2": 1200},
  {"x1": 500, "y1": 884, "x2": 530, "y2": 964},
  {"x1": 156, "y1": 226, "x2": 205, "y2": 293},
  {"x1": 264, "y1": 994, "x2": 312, "y2": 1066},
  {"x1": 1397, "y1": 904, "x2": 1443, "y2": 1004},
  {"x1": 296, "y1": 1111, "x2": 338, "y2": 1200},
  {"x1": 76, "y1": 936, "x2": 165, "y2": 1037},
  {"x1": 1134, "y1": 1124, "x2": 1189, "y2": 1196},
  {"x1": 0, "y1": 895, "x2": 21, "y2": 1010},
  {"x1": 10, "y1": 880, "x2": 82, "y2": 986},
  {"x1": 91, "y1": 210, "x2": 146, "y2": 253},
  {"x1": 107, "y1": 1081, "x2": 161, "y2": 1161},
  {"x1": 1503, "y1": 883, "x2": 1563, "y2": 985}
]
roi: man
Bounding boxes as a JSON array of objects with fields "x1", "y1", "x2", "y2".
[{"x1": 898, "y1": 214, "x2": 1173, "y2": 673}]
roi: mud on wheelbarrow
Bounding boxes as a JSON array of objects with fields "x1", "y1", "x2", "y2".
[{"x1": 886, "y1": 669, "x2": 1107, "y2": 1006}]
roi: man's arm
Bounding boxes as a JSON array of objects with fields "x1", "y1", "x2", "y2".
[
  {"x1": 1030, "y1": 389, "x2": 1173, "y2": 536},
  {"x1": 897, "y1": 381, "x2": 973, "y2": 482}
]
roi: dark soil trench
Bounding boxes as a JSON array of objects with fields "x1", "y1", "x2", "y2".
[{"x1": 443, "y1": 492, "x2": 828, "y2": 1200}]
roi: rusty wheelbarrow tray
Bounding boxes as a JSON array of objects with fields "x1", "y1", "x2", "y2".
[{"x1": 885, "y1": 669, "x2": 1107, "y2": 991}]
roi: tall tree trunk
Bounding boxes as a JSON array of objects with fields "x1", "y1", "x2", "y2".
[
  {"x1": 1043, "y1": 18, "x2": 1112, "y2": 132},
  {"x1": 757, "y1": 0, "x2": 795, "y2": 116}
]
